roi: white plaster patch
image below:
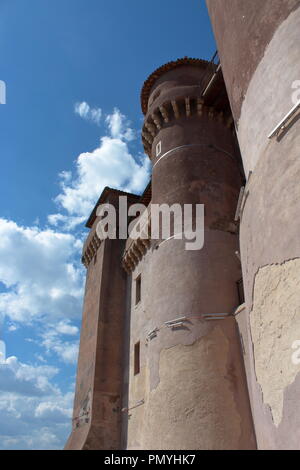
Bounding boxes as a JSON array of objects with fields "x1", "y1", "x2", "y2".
[
  {"x1": 128, "y1": 327, "x2": 246, "y2": 450},
  {"x1": 250, "y1": 259, "x2": 300, "y2": 426}
]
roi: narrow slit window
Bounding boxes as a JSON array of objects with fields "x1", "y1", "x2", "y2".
[
  {"x1": 237, "y1": 278, "x2": 245, "y2": 304},
  {"x1": 156, "y1": 141, "x2": 162, "y2": 157},
  {"x1": 134, "y1": 342, "x2": 140, "y2": 375},
  {"x1": 135, "y1": 275, "x2": 141, "y2": 305}
]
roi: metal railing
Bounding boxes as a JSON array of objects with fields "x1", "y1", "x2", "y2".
[{"x1": 199, "y1": 51, "x2": 220, "y2": 97}]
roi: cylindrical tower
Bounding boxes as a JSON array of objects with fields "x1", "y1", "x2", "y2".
[
  {"x1": 124, "y1": 58, "x2": 256, "y2": 450},
  {"x1": 206, "y1": 0, "x2": 300, "y2": 449}
]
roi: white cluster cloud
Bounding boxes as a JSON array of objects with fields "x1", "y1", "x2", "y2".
[
  {"x1": 0, "y1": 218, "x2": 84, "y2": 323},
  {"x1": 47, "y1": 213, "x2": 86, "y2": 231},
  {"x1": 55, "y1": 320, "x2": 78, "y2": 336},
  {"x1": 0, "y1": 104, "x2": 150, "y2": 449},
  {"x1": 55, "y1": 137, "x2": 150, "y2": 217},
  {"x1": 0, "y1": 356, "x2": 58, "y2": 394},
  {"x1": 7, "y1": 324, "x2": 18, "y2": 332},
  {"x1": 48, "y1": 107, "x2": 151, "y2": 229},
  {"x1": 40, "y1": 322, "x2": 79, "y2": 364},
  {"x1": 74, "y1": 101, "x2": 102, "y2": 125},
  {"x1": 0, "y1": 355, "x2": 73, "y2": 449},
  {"x1": 105, "y1": 107, "x2": 136, "y2": 141}
]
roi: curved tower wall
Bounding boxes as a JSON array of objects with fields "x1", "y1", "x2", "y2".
[
  {"x1": 124, "y1": 61, "x2": 256, "y2": 449},
  {"x1": 206, "y1": 0, "x2": 300, "y2": 449}
]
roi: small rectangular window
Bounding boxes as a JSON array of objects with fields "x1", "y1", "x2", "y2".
[
  {"x1": 135, "y1": 275, "x2": 141, "y2": 305},
  {"x1": 134, "y1": 341, "x2": 140, "y2": 375},
  {"x1": 237, "y1": 278, "x2": 245, "y2": 304},
  {"x1": 156, "y1": 141, "x2": 161, "y2": 157}
]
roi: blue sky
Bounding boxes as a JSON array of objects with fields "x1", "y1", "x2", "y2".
[{"x1": 0, "y1": 0, "x2": 215, "y2": 449}]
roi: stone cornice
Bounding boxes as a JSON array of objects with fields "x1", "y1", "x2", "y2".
[
  {"x1": 142, "y1": 95, "x2": 234, "y2": 157},
  {"x1": 122, "y1": 208, "x2": 151, "y2": 273},
  {"x1": 141, "y1": 57, "x2": 209, "y2": 115},
  {"x1": 81, "y1": 232, "x2": 101, "y2": 268}
]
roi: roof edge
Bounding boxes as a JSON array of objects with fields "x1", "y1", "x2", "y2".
[
  {"x1": 141, "y1": 57, "x2": 210, "y2": 115},
  {"x1": 85, "y1": 186, "x2": 140, "y2": 228}
]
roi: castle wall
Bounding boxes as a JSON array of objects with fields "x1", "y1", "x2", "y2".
[
  {"x1": 125, "y1": 63, "x2": 256, "y2": 449},
  {"x1": 206, "y1": 0, "x2": 300, "y2": 449},
  {"x1": 65, "y1": 194, "x2": 129, "y2": 450}
]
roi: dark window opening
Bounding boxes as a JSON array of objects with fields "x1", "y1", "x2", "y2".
[
  {"x1": 135, "y1": 275, "x2": 141, "y2": 305},
  {"x1": 237, "y1": 278, "x2": 245, "y2": 304},
  {"x1": 134, "y1": 342, "x2": 140, "y2": 375}
]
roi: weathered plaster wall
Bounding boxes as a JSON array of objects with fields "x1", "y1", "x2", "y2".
[
  {"x1": 239, "y1": 12, "x2": 300, "y2": 448},
  {"x1": 237, "y1": 259, "x2": 300, "y2": 449},
  {"x1": 207, "y1": 0, "x2": 300, "y2": 449},
  {"x1": 126, "y1": 242, "x2": 256, "y2": 450},
  {"x1": 250, "y1": 260, "x2": 300, "y2": 427},
  {"x1": 138, "y1": 327, "x2": 250, "y2": 450}
]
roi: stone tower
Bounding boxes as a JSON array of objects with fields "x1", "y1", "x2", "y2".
[
  {"x1": 123, "y1": 58, "x2": 256, "y2": 450},
  {"x1": 66, "y1": 58, "x2": 257, "y2": 449},
  {"x1": 206, "y1": 0, "x2": 300, "y2": 449},
  {"x1": 65, "y1": 189, "x2": 140, "y2": 450}
]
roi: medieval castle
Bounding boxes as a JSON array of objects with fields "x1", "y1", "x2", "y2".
[{"x1": 65, "y1": 1, "x2": 300, "y2": 450}]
